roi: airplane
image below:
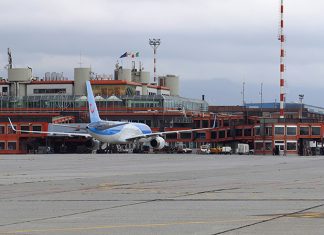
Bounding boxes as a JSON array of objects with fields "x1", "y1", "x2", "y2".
[{"x1": 9, "y1": 81, "x2": 215, "y2": 150}]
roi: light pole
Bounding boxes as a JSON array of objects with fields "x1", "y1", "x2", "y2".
[
  {"x1": 299, "y1": 94, "x2": 304, "y2": 119},
  {"x1": 241, "y1": 82, "x2": 245, "y2": 106},
  {"x1": 149, "y1": 38, "x2": 161, "y2": 83},
  {"x1": 260, "y1": 82, "x2": 263, "y2": 116}
]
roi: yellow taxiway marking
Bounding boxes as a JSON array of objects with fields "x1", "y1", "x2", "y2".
[
  {"x1": 0, "y1": 218, "x2": 271, "y2": 234},
  {"x1": 258, "y1": 212, "x2": 324, "y2": 219},
  {"x1": 286, "y1": 212, "x2": 324, "y2": 219}
]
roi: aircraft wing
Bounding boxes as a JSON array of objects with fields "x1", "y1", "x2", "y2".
[
  {"x1": 87, "y1": 121, "x2": 128, "y2": 130},
  {"x1": 125, "y1": 127, "x2": 213, "y2": 141},
  {"x1": 125, "y1": 115, "x2": 217, "y2": 141},
  {"x1": 52, "y1": 124, "x2": 88, "y2": 131},
  {"x1": 53, "y1": 121, "x2": 128, "y2": 131},
  {"x1": 8, "y1": 118, "x2": 91, "y2": 137}
]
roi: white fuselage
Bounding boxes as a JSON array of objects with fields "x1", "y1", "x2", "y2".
[{"x1": 87, "y1": 122, "x2": 152, "y2": 144}]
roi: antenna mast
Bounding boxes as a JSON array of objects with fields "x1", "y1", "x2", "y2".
[
  {"x1": 279, "y1": 0, "x2": 285, "y2": 118},
  {"x1": 149, "y1": 38, "x2": 161, "y2": 83},
  {"x1": 78, "y1": 52, "x2": 83, "y2": 68},
  {"x1": 7, "y1": 48, "x2": 12, "y2": 69}
]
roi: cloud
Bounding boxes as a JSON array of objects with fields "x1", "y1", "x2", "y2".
[{"x1": 0, "y1": 0, "x2": 324, "y2": 106}]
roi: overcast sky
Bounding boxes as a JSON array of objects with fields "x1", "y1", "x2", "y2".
[{"x1": 1, "y1": 0, "x2": 324, "y2": 106}]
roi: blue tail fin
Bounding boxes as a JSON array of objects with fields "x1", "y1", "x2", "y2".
[{"x1": 86, "y1": 81, "x2": 101, "y2": 123}]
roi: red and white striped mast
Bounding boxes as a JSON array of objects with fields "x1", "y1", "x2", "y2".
[
  {"x1": 149, "y1": 38, "x2": 161, "y2": 83},
  {"x1": 279, "y1": 0, "x2": 285, "y2": 118}
]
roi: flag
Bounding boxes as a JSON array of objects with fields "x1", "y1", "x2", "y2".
[
  {"x1": 119, "y1": 52, "x2": 128, "y2": 58},
  {"x1": 131, "y1": 52, "x2": 140, "y2": 58},
  {"x1": 120, "y1": 52, "x2": 139, "y2": 58}
]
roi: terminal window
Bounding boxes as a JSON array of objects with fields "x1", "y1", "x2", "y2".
[
  {"x1": 180, "y1": 133, "x2": 192, "y2": 139},
  {"x1": 202, "y1": 120, "x2": 209, "y2": 128},
  {"x1": 7, "y1": 125, "x2": 16, "y2": 134},
  {"x1": 219, "y1": 130, "x2": 225, "y2": 138},
  {"x1": 255, "y1": 142, "x2": 263, "y2": 150},
  {"x1": 244, "y1": 128, "x2": 252, "y2": 136},
  {"x1": 34, "y1": 89, "x2": 66, "y2": 94},
  {"x1": 223, "y1": 120, "x2": 229, "y2": 127},
  {"x1": 8, "y1": 142, "x2": 16, "y2": 150},
  {"x1": 210, "y1": 131, "x2": 217, "y2": 139},
  {"x1": 32, "y1": 126, "x2": 42, "y2": 132},
  {"x1": 299, "y1": 127, "x2": 309, "y2": 135},
  {"x1": 0, "y1": 126, "x2": 5, "y2": 134},
  {"x1": 264, "y1": 126, "x2": 273, "y2": 136},
  {"x1": 265, "y1": 142, "x2": 272, "y2": 151},
  {"x1": 195, "y1": 132, "x2": 206, "y2": 139},
  {"x1": 226, "y1": 130, "x2": 232, "y2": 138},
  {"x1": 286, "y1": 126, "x2": 297, "y2": 136},
  {"x1": 311, "y1": 127, "x2": 320, "y2": 135},
  {"x1": 20, "y1": 125, "x2": 30, "y2": 132},
  {"x1": 2, "y1": 87, "x2": 8, "y2": 95},
  {"x1": 287, "y1": 142, "x2": 297, "y2": 151},
  {"x1": 274, "y1": 126, "x2": 285, "y2": 135},
  {"x1": 166, "y1": 133, "x2": 177, "y2": 139},
  {"x1": 235, "y1": 129, "x2": 243, "y2": 136}
]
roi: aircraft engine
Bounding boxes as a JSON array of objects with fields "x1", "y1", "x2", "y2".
[
  {"x1": 86, "y1": 139, "x2": 100, "y2": 151},
  {"x1": 149, "y1": 136, "x2": 166, "y2": 149}
]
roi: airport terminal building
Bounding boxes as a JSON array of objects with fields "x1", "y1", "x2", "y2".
[{"x1": 1, "y1": 64, "x2": 324, "y2": 155}]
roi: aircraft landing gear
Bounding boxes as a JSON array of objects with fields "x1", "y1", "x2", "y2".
[{"x1": 132, "y1": 140, "x2": 143, "y2": 153}]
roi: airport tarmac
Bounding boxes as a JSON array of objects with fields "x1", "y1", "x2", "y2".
[{"x1": 0, "y1": 154, "x2": 323, "y2": 235}]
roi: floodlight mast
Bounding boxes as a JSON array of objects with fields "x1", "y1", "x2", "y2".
[{"x1": 149, "y1": 38, "x2": 161, "y2": 83}]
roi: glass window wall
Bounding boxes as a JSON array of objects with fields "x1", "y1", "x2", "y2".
[
  {"x1": 300, "y1": 127, "x2": 309, "y2": 135},
  {"x1": 275, "y1": 126, "x2": 285, "y2": 135}
]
